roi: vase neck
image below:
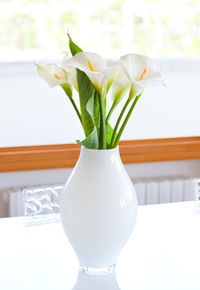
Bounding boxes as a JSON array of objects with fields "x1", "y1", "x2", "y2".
[
  {"x1": 78, "y1": 146, "x2": 121, "y2": 166},
  {"x1": 80, "y1": 146, "x2": 119, "y2": 156}
]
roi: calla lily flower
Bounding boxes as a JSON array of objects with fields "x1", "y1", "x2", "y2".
[
  {"x1": 62, "y1": 52, "x2": 119, "y2": 95},
  {"x1": 111, "y1": 69, "x2": 130, "y2": 104},
  {"x1": 119, "y1": 53, "x2": 162, "y2": 88},
  {"x1": 111, "y1": 69, "x2": 143, "y2": 102},
  {"x1": 36, "y1": 64, "x2": 70, "y2": 88}
]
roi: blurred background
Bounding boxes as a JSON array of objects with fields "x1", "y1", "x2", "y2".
[
  {"x1": 0, "y1": 0, "x2": 200, "y2": 147},
  {"x1": 1, "y1": 0, "x2": 200, "y2": 60}
]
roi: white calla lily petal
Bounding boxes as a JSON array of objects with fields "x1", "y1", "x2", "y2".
[
  {"x1": 129, "y1": 81, "x2": 144, "y2": 100},
  {"x1": 63, "y1": 67, "x2": 78, "y2": 91},
  {"x1": 112, "y1": 69, "x2": 131, "y2": 103},
  {"x1": 120, "y1": 53, "x2": 162, "y2": 86},
  {"x1": 62, "y1": 52, "x2": 119, "y2": 94},
  {"x1": 37, "y1": 64, "x2": 68, "y2": 88},
  {"x1": 111, "y1": 68, "x2": 144, "y2": 102},
  {"x1": 63, "y1": 52, "x2": 107, "y2": 74}
]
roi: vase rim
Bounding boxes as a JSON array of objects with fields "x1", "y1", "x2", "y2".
[{"x1": 80, "y1": 146, "x2": 119, "y2": 153}]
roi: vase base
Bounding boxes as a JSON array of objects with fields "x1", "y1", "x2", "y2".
[{"x1": 79, "y1": 264, "x2": 116, "y2": 275}]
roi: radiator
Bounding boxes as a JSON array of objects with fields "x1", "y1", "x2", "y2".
[
  {"x1": 132, "y1": 177, "x2": 194, "y2": 205},
  {"x1": 8, "y1": 176, "x2": 196, "y2": 218}
]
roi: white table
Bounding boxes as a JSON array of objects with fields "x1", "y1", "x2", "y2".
[{"x1": 0, "y1": 202, "x2": 200, "y2": 290}]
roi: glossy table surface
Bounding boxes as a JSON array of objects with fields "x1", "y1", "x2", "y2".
[{"x1": 0, "y1": 201, "x2": 200, "y2": 290}]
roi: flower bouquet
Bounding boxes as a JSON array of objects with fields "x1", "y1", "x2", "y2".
[{"x1": 37, "y1": 34, "x2": 161, "y2": 150}]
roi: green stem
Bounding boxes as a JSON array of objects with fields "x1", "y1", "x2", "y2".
[
  {"x1": 61, "y1": 84, "x2": 82, "y2": 125},
  {"x1": 113, "y1": 93, "x2": 142, "y2": 148},
  {"x1": 106, "y1": 102, "x2": 117, "y2": 124},
  {"x1": 68, "y1": 97, "x2": 82, "y2": 125},
  {"x1": 110, "y1": 98, "x2": 131, "y2": 148},
  {"x1": 98, "y1": 93, "x2": 106, "y2": 149}
]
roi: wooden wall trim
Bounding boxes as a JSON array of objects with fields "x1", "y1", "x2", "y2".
[{"x1": 0, "y1": 137, "x2": 200, "y2": 172}]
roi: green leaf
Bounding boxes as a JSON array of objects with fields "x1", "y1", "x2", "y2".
[
  {"x1": 76, "y1": 126, "x2": 98, "y2": 149},
  {"x1": 93, "y1": 92, "x2": 100, "y2": 133},
  {"x1": 76, "y1": 93, "x2": 99, "y2": 148},
  {"x1": 86, "y1": 92, "x2": 99, "y2": 131},
  {"x1": 104, "y1": 97, "x2": 107, "y2": 113},
  {"x1": 82, "y1": 91, "x2": 99, "y2": 148},
  {"x1": 86, "y1": 93, "x2": 94, "y2": 117},
  {"x1": 106, "y1": 123, "x2": 117, "y2": 148},
  {"x1": 67, "y1": 34, "x2": 99, "y2": 149},
  {"x1": 67, "y1": 33, "x2": 83, "y2": 56},
  {"x1": 60, "y1": 83, "x2": 72, "y2": 99},
  {"x1": 77, "y1": 69, "x2": 96, "y2": 137}
]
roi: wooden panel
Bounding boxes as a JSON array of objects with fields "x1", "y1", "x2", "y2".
[{"x1": 0, "y1": 137, "x2": 200, "y2": 172}]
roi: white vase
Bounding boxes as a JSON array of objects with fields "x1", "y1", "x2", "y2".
[{"x1": 60, "y1": 147, "x2": 138, "y2": 273}]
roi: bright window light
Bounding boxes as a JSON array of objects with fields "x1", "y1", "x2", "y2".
[{"x1": 0, "y1": 0, "x2": 199, "y2": 61}]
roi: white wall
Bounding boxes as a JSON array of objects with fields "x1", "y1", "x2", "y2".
[
  {"x1": 0, "y1": 159, "x2": 200, "y2": 191},
  {"x1": 0, "y1": 58, "x2": 200, "y2": 147}
]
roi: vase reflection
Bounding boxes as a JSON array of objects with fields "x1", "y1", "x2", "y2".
[{"x1": 73, "y1": 269, "x2": 121, "y2": 290}]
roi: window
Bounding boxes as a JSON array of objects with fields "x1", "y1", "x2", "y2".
[{"x1": 0, "y1": 0, "x2": 200, "y2": 61}]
